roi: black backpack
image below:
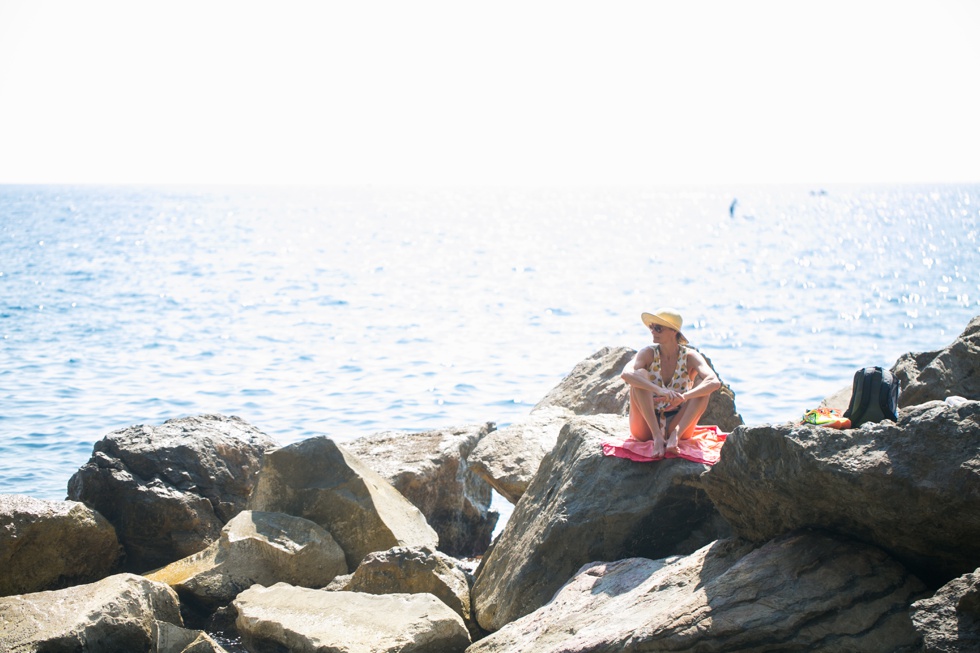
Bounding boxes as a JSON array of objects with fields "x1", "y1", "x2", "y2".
[{"x1": 843, "y1": 366, "x2": 901, "y2": 427}]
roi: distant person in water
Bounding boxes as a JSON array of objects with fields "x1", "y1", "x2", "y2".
[{"x1": 620, "y1": 309, "x2": 722, "y2": 458}]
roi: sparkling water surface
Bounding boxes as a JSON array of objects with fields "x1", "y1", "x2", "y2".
[{"x1": 2, "y1": 184, "x2": 978, "y2": 500}]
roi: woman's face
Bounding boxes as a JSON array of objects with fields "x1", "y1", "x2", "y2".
[{"x1": 648, "y1": 323, "x2": 677, "y2": 344}]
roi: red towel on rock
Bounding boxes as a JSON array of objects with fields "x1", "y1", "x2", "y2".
[{"x1": 600, "y1": 425, "x2": 728, "y2": 465}]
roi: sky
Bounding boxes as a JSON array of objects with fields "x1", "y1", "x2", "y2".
[{"x1": 0, "y1": 1, "x2": 978, "y2": 186}]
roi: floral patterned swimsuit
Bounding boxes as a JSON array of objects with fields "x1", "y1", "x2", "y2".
[{"x1": 648, "y1": 344, "x2": 692, "y2": 423}]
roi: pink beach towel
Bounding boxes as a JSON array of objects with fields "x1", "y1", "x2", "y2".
[{"x1": 601, "y1": 425, "x2": 728, "y2": 465}]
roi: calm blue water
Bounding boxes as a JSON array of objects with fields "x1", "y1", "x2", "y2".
[{"x1": 2, "y1": 184, "x2": 978, "y2": 501}]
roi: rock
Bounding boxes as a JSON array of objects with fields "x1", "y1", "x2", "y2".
[
  {"x1": 345, "y1": 423, "x2": 498, "y2": 557},
  {"x1": 67, "y1": 414, "x2": 277, "y2": 573},
  {"x1": 532, "y1": 346, "x2": 637, "y2": 415},
  {"x1": 342, "y1": 544, "x2": 482, "y2": 639},
  {"x1": 146, "y1": 510, "x2": 347, "y2": 612},
  {"x1": 699, "y1": 352, "x2": 745, "y2": 432},
  {"x1": 247, "y1": 436, "x2": 439, "y2": 571},
  {"x1": 469, "y1": 533, "x2": 926, "y2": 652},
  {"x1": 469, "y1": 347, "x2": 636, "y2": 508},
  {"x1": 202, "y1": 605, "x2": 242, "y2": 649},
  {"x1": 467, "y1": 406, "x2": 571, "y2": 504},
  {"x1": 702, "y1": 400, "x2": 980, "y2": 586},
  {"x1": 820, "y1": 384, "x2": 852, "y2": 412},
  {"x1": 911, "y1": 567, "x2": 980, "y2": 652},
  {"x1": 323, "y1": 573, "x2": 353, "y2": 591},
  {"x1": 233, "y1": 583, "x2": 470, "y2": 653},
  {"x1": 0, "y1": 494, "x2": 120, "y2": 597},
  {"x1": 154, "y1": 620, "x2": 230, "y2": 653},
  {"x1": 471, "y1": 414, "x2": 732, "y2": 632},
  {"x1": 0, "y1": 573, "x2": 183, "y2": 652},
  {"x1": 894, "y1": 315, "x2": 980, "y2": 407}
]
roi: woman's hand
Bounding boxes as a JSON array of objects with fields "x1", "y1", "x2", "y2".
[{"x1": 663, "y1": 390, "x2": 685, "y2": 410}]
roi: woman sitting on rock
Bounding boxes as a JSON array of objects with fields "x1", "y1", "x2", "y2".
[{"x1": 620, "y1": 308, "x2": 721, "y2": 459}]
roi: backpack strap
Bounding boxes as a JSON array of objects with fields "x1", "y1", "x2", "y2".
[
  {"x1": 844, "y1": 368, "x2": 869, "y2": 421},
  {"x1": 879, "y1": 368, "x2": 901, "y2": 420}
]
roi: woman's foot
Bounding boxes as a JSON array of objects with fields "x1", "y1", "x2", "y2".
[
  {"x1": 665, "y1": 429, "x2": 680, "y2": 456},
  {"x1": 651, "y1": 437, "x2": 666, "y2": 459}
]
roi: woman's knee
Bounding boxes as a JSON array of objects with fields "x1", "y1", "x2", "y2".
[
  {"x1": 671, "y1": 397, "x2": 710, "y2": 438},
  {"x1": 687, "y1": 394, "x2": 710, "y2": 419}
]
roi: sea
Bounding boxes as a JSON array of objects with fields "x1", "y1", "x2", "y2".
[{"x1": 2, "y1": 184, "x2": 978, "y2": 503}]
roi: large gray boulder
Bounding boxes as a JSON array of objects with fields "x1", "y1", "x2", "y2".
[
  {"x1": 233, "y1": 583, "x2": 470, "y2": 653},
  {"x1": 341, "y1": 544, "x2": 481, "y2": 639},
  {"x1": 247, "y1": 436, "x2": 439, "y2": 570},
  {"x1": 469, "y1": 533, "x2": 926, "y2": 652},
  {"x1": 471, "y1": 414, "x2": 731, "y2": 632},
  {"x1": 894, "y1": 314, "x2": 980, "y2": 407},
  {"x1": 911, "y1": 567, "x2": 980, "y2": 652},
  {"x1": 467, "y1": 406, "x2": 570, "y2": 504},
  {"x1": 532, "y1": 346, "x2": 637, "y2": 415},
  {"x1": 702, "y1": 400, "x2": 980, "y2": 586},
  {"x1": 469, "y1": 347, "x2": 636, "y2": 503},
  {"x1": 0, "y1": 494, "x2": 120, "y2": 597},
  {"x1": 345, "y1": 423, "x2": 497, "y2": 557},
  {"x1": 0, "y1": 573, "x2": 183, "y2": 652},
  {"x1": 67, "y1": 414, "x2": 277, "y2": 572},
  {"x1": 146, "y1": 510, "x2": 347, "y2": 611}
]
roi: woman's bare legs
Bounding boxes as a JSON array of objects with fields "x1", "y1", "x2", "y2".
[
  {"x1": 665, "y1": 395, "x2": 710, "y2": 454},
  {"x1": 628, "y1": 386, "x2": 666, "y2": 457}
]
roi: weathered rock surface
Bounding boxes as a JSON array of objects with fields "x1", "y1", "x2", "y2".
[
  {"x1": 247, "y1": 436, "x2": 439, "y2": 570},
  {"x1": 471, "y1": 347, "x2": 637, "y2": 508},
  {"x1": 146, "y1": 510, "x2": 347, "y2": 612},
  {"x1": 345, "y1": 423, "x2": 498, "y2": 557},
  {"x1": 234, "y1": 583, "x2": 470, "y2": 653},
  {"x1": 154, "y1": 620, "x2": 229, "y2": 653},
  {"x1": 342, "y1": 544, "x2": 481, "y2": 638},
  {"x1": 0, "y1": 494, "x2": 120, "y2": 597},
  {"x1": 911, "y1": 567, "x2": 980, "y2": 652},
  {"x1": 468, "y1": 406, "x2": 570, "y2": 504},
  {"x1": 0, "y1": 573, "x2": 183, "y2": 652},
  {"x1": 894, "y1": 315, "x2": 980, "y2": 407},
  {"x1": 469, "y1": 533, "x2": 926, "y2": 652},
  {"x1": 820, "y1": 383, "x2": 852, "y2": 412},
  {"x1": 702, "y1": 400, "x2": 980, "y2": 585},
  {"x1": 471, "y1": 414, "x2": 732, "y2": 632},
  {"x1": 699, "y1": 353, "x2": 745, "y2": 433},
  {"x1": 533, "y1": 346, "x2": 637, "y2": 415},
  {"x1": 67, "y1": 414, "x2": 277, "y2": 572}
]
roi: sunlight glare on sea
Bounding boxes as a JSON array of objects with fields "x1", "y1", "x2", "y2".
[{"x1": 1, "y1": 184, "x2": 978, "y2": 499}]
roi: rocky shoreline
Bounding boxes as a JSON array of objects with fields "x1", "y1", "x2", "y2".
[{"x1": 2, "y1": 316, "x2": 979, "y2": 652}]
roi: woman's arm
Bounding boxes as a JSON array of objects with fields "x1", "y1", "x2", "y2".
[
  {"x1": 660, "y1": 349, "x2": 721, "y2": 410},
  {"x1": 681, "y1": 350, "x2": 722, "y2": 401},
  {"x1": 620, "y1": 348, "x2": 677, "y2": 399}
]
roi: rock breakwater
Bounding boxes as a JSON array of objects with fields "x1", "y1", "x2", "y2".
[{"x1": 2, "y1": 316, "x2": 979, "y2": 652}]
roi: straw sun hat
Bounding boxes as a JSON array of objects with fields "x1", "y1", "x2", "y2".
[{"x1": 641, "y1": 309, "x2": 689, "y2": 345}]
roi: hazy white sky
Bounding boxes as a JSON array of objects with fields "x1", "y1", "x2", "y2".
[{"x1": 0, "y1": 1, "x2": 977, "y2": 186}]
